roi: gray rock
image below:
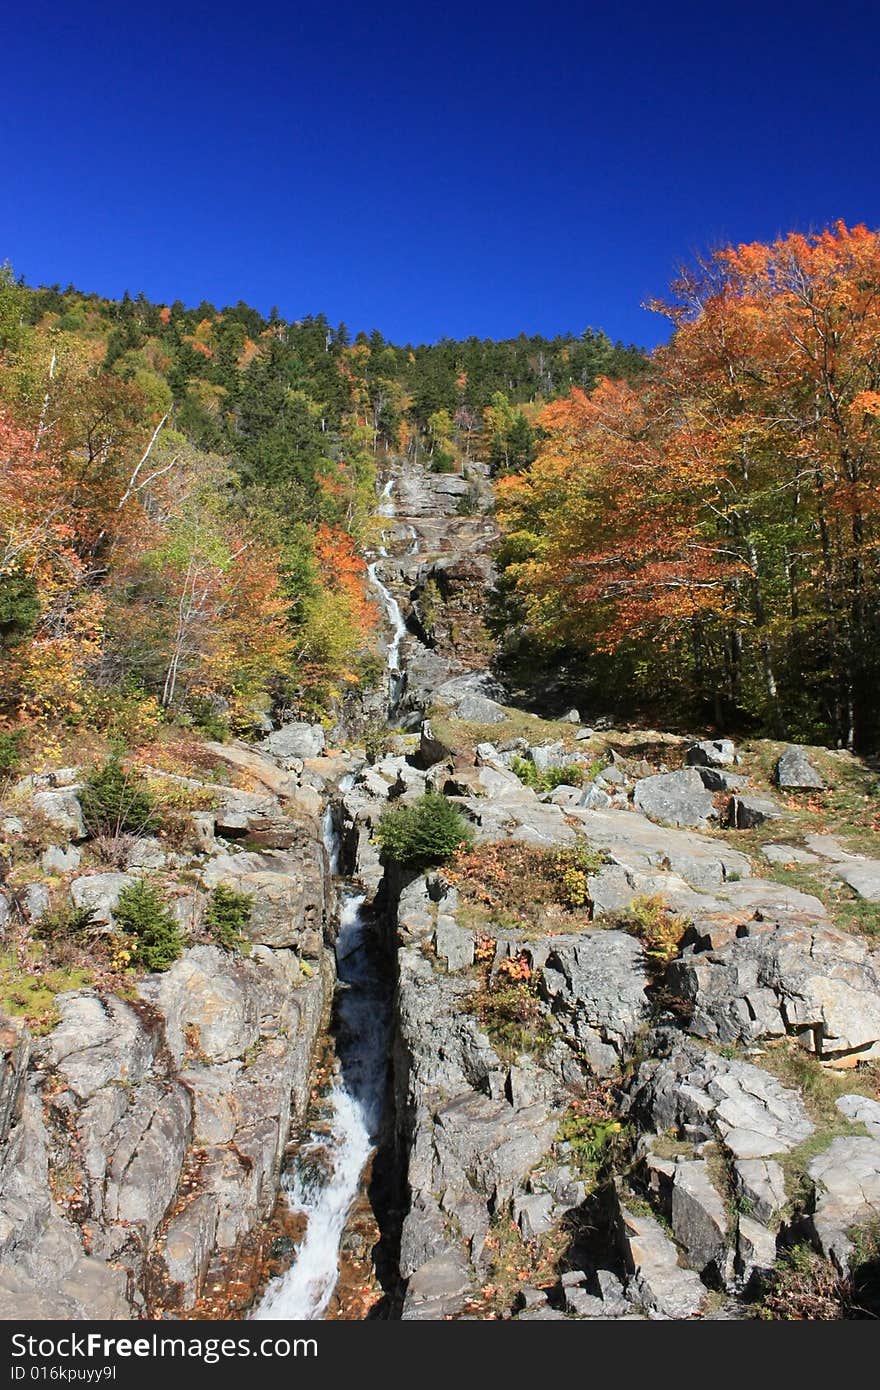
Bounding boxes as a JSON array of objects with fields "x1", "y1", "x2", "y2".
[
  {"x1": 686, "y1": 739, "x2": 737, "y2": 767},
  {"x1": 41, "y1": 845, "x2": 82, "y2": 874},
  {"x1": 200, "y1": 846, "x2": 325, "y2": 952},
  {"x1": 570, "y1": 806, "x2": 752, "y2": 889},
  {"x1": 645, "y1": 1155, "x2": 730, "y2": 1277},
  {"x1": 776, "y1": 746, "x2": 825, "y2": 791},
  {"x1": 70, "y1": 872, "x2": 136, "y2": 924},
  {"x1": 836, "y1": 1093, "x2": 880, "y2": 1138},
  {"x1": 513, "y1": 1192, "x2": 556, "y2": 1240},
  {"x1": 1, "y1": 816, "x2": 24, "y2": 836},
  {"x1": 807, "y1": 1136, "x2": 880, "y2": 1270},
  {"x1": 143, "y1": 946, "x2": 261, "y2": 1065},
  {"x1": 733, "y1": 1157, "x2": 787, "y2": 1225},
  {"x1": 761, "y1": 843, "x2": 821, "y2": 866},
  {"x1": 615, "y1": 1194, "x2": 706, "y2": 1318},
  {"x1": 580, "y1": 784, "x2": 612, "y2": 810},
  {"x1": 727, "y1": 794, "x2": 783, "y2": 829},
  {"x1": 832, "y1": 860, "x2": 880, "y2": 903},
  {"x1": 627, "y1": 1037, "x2": 813, "y2": 1160},
  {"x1": 434, "y1": 917, "x2": 474, "y2": 972},
  {"x1": 529, "y1": 742, "x2": 567, "y2": 774},
  {"x1": 667, "y1": 921, "x2": 880, "y2": 1062},
  {"x1": 125, "y1": 837, "x2": 167, "y2": 870},
  {"x1": 23, "y1": 883, "x2": 50, "y2": 924},
  {"x1": 696, "y1": 768, "x2": 748, "y2": 792},
  {"x1": 402, "y1": 1250, "x2": 473, "y2": 1319},
  {"x1": 433, "y1": 673, "x2": 508, "y2": 725},
  {"x1": 32, "y1": 789, "x2": 86, "y2": 840},
  {"x1": 736, "y1": 1215, "x2": 777, "y2": 1285},
  {"x1": 258, "y1": 721, "x2": 325, "y2": 763},
  {"x1": 633, "y1": 769, "x2": 718, "y2": 829},
  {"x1": 540, "y1": 932, "x2": 651, "y2": 1073},
  {"x1": 158, "y1": 1195, "x2": 219, "y2": 1307},
  {"x1": 37, "y1": 993, "x2": 158, "y2": 1099},
  {"x1": 103, "y1": 1081, "x2": 192, "y2": 1238},
  {"x1": 433, "y1": 1091, "x2": 558, "y2": 1203},
  {"x1": 399, "y1": 1193, "x2": 450, "y2": 1278}
]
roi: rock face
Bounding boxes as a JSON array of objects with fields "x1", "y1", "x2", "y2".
[
  {"x1": 626, "y1": 1037, "x2": 814, "y2": 1160},
  {"x1": 540, "y1": 933, "x2": 651, "y2": 1074},
  {"x1": 0, "y1": 732, "x2": 335, "y2": 1320},
  {"x1": 667, "y1": 921, "x2": 880, "y2": 1063}
]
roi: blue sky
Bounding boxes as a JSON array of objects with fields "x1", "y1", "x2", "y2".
[{"x1": 2, "y1": 0, "x2": 878, "y2": 347}]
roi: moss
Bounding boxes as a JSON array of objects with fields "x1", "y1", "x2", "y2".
[{"x1": 0, "y1": 950, "x2": 92, "y2": 1035}]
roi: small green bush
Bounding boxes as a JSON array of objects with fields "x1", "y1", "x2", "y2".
[
  {"x1": 0, "y1": 730, "x2": 23, "y2": 779},
  {"x1": 375, "y1": 790, "x2": 474, "y2": 868},
  {"x1": 185, "y1": 696, "x2": 230, "y2": 742},
  {"x1": 204, "y1": 884, "x2": 253, "y2": 951},
  {"x1": 114, "y1": 879, "x2": 182, "y2": 971},
  {"x1": 511, "y1": 756, "x2": 584, "y2": 794},
  {"x1": 34, "y1": 904, "x2": 97, "y2": 945},
  {"x1": 80, "y1": 757, "x2": 157, "y2": 837}
]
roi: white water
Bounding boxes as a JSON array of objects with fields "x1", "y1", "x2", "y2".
[
  {"x1": 252, "y1": 890, "x2": 389, "y2": 1321},
  {"x1": 366, "y1": 478, "x2": 407, "y2": 711}
]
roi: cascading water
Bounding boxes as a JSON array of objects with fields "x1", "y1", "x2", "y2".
[
  {"x1": 367, "y1": 479, "x2": 408, "y2": 713},
  {"x1": 253, "y1": 889, "x2": 390, "y2": 1321}
]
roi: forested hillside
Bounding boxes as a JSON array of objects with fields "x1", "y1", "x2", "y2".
[
  {"x1": 0, "y1": 266, "x2": 643, "y2": 753},
  {"x1": 496, "y1": 224, "x2": 880, "y2": 752}
]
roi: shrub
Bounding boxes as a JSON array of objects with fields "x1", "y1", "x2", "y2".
[
  {"x1": 474, "y1": 975, "x2": 553, "y2": 1061},
  {"x1": 204, "y1": 884, "x2": 253, "y2": 951},
  {"x1": 0, "y1": 730, "x2": 22, "y2": 779},
  {"x1": 80, "y1": 757, "x2": 157, "y2": 837},
  {"x1": 617, "y1": 893, "x2": 688, "y2": 963},
  {"x1": 34, "y1": 904, "x2": 97, "y2": 945},
  {"x1": 114, "y1": 879, "x2": 182, "y2": 971},
  {"x1": 374, "y1": 790, "x2": 474, "y2": 868},
  {"x1": 185, "y1": 696, "x2": 230, "y2": 742},
  {"x1": 511, "y1": 756, "x2": 584, "y2": 794}
]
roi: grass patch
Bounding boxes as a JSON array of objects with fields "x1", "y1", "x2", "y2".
[{"x1": 0, "y1": 949, "x2": 92, "y2": 1035}]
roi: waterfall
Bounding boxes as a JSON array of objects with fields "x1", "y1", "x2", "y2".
[
  {"x1": 367, "y1": 478, "x2": 408, "y2": 713},
  {"x1": 252, "y1": 891, "x2": 389, "y2": 1322}
]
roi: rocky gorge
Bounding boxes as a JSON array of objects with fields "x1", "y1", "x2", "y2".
[{"x1": 2, "y1": 459, "x2": 880, "y2": 1322}]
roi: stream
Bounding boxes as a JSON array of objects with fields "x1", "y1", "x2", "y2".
[{"x1": 252, "y1": 478, "x2": 404, "y2": 1321}]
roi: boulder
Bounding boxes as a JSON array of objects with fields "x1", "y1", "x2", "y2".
[
  {"x1": 432, "y1": 673, "x2": 508, "y2": 725},
  {"x1": 41, "y1": 845, "x2": 82, "y2": 874},
  {"x1": 736, "y1": 1216, "x2": 778, "y2": 1285},
  {"x1": 726, "y1": 794, "x2": 783, "y2": 829},
  {"x1": 836, "y1": 1093, "x2": 880, "y2": 1138},
  {"x1": 32, "y1": 789, "x2": 85, "y2": 840},
  {"x1": 70, "y1": 872, "x2": 137, "y2": 924},
  {"x1": 615, "y1": 1194, "x2": 707, "y2": 1318},
  {"x1": 434, "y1": 917, "x2": 474, "y2": 972},
  {"x1": 831, "y1": 860, "x2": 880, "y2": 903},
  {"x1": 733, "y1": 1157, "x2": 787, "y2": 1225},
  {"x1": 644, "y1": 1154, "x2": 730, "y2": 1278},
  {"x1": 776, "y1": 747, "x2": 825, "y2": 791},
  {"x1": 633, "y1": 769, "x2": 718, "y2": 829},
  {"x1": 761, "y1": 843, "x2": 821, "y2": 867},
  {"x1": 686, "y1": 739, "x2": 737, "y2": 768},
  {"x1": 807, "y1": 1136, "x2": 880, "y2": 1270},
  {"x1": 258, "y1": 722, "x2": 325, "y2": 763}
]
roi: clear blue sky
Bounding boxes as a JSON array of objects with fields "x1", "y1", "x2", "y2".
[{"x1": 2, "y1": 0, "x2": 878, "y2": 348}]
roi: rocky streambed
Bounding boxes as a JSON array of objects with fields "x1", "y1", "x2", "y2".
[{"x1": 3, "y1": 461, "x2": 880, "y2": 1322}]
